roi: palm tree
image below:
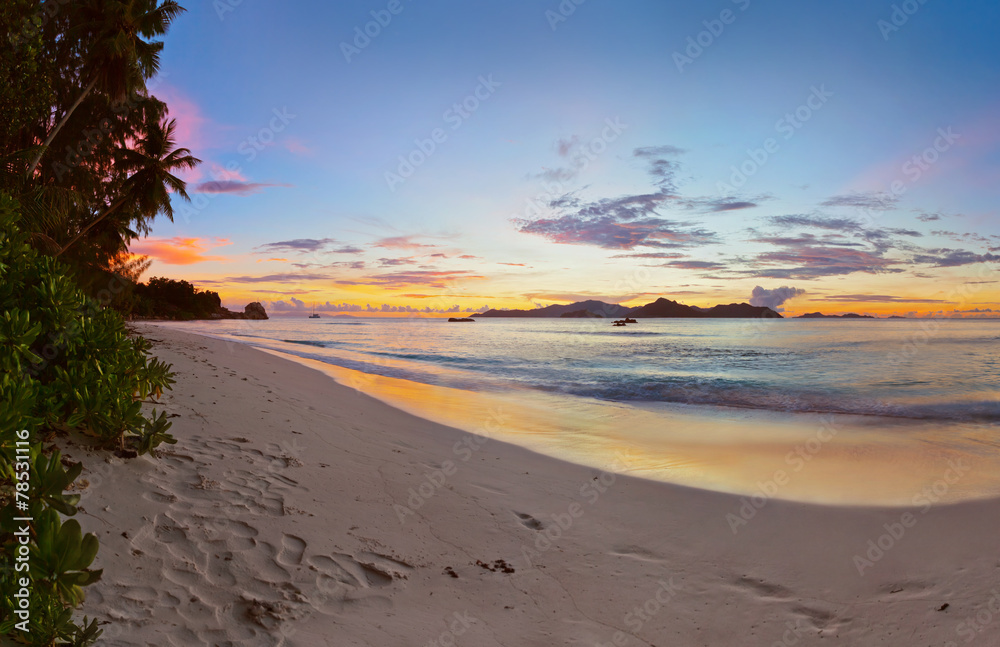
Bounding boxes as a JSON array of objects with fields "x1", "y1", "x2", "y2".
[
  {"x1": 26, "y1": 0, "x2": 186, "y2": 178},
  {"x1": 56, "y1": 117, "x2": 199, "y2": 257}
]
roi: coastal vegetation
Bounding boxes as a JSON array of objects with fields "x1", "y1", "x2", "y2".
[
  {"x1": 132, "y1": 277, "x2": 222, "y2": 320},
  {"x1": 1, "y1": 1, "x2": 192, "y2": 643}
]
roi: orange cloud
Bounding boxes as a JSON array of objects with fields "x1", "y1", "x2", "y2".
[
  {"x1": 256, "y1": 257, "x2": 289, "y2": 263},
  {"x1": 129, "y1": 237, "x2": 232, "y2": 265},
  {"x1": 372, "y1": 235, "x2": 441, "y2": 250}
]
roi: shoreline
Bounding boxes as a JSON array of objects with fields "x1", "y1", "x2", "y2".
[
  {"x1": 75, "y1": 323, "x2": 1000, "y2": 646},
  {"x1": 141, "y1": 321, "x2": 1000, "y2": 507}
]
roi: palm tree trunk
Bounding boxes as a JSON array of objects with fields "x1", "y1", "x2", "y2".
[
  {"x1": 25, "y1": 76, "x2": 99, "y2": 178},
  {"x1": 56, "y1": 196, "x2": 126, "y2": 257}
]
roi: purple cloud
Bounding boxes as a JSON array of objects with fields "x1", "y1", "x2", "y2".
[{"x1": 193, "y1": 180, "x2": 291, "y2": 195}]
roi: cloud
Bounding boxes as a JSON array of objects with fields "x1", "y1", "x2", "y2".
[
  {"x1": 768, "y1": 215, "x2": 860, "y2": 231},
  {"x1": 911, "y1": 250, "x2": 1000, "y2": 267},
  {"x1": 519, "y1": 212, "x2": 717, "y2": 249},
  {"x1": 290, "y1": 260, "x2": 365, "y2": 270},
  {"x1": 224, "y1": 273, "x2": 334, "y2": 283},
  {"x1": 256, "y1": 257, "x2": 289, "y2": 263},
  {"x1": 633, "y1": 145, "x2": 686, "y2": 158},
  {"x1": 516, "y1": 144, "x2": 751, "y2": 249},
  {"x1": 534, "y1": 166, "x2": 580, "y2": 183},
  {"x1": 556, "y1": 136, "x2": 579, "y2": 157},
  {"x1": 751, "y1": 246, "x2": 898, "y2": 279},
  {"x1": 915, "y1": 211, "x2": 943, "y2": 222},
  {"x1": 664, "y1": 260, "x2": 728, "y2": 270},
  {"x1": 632, "y1": 146, "x2": 686, "y2": 194},
  {"x1": 707, "y1": 200, "x2": 757, "y2": 212},
  {"x1": 372, "y1": 235, "x2": 441, "y2": 250},
  {"x1": 257, "y1": 238, "x2": 334, "y2": 253},
  {"x1": 267, "y1": 297, "x2": 309, "y2": 312},
  {"x1": 858, "y1": 227, "x2": 922, "y2": 254},
  {"x1": 498, "y1": 262, "x2": 528, "y2": 266},
  {"x1": 283, "y1": 137, "x2": 313, "y2": 155},
  {"x1": 192, "y1": 180, "x2": 291, "y2": 195},
  {"x1": 816, "y1": 294, "x2": 949, "y2": 303},
  {"x1": 679, "y1": 197, "x2": 761, "y2": 213},
  {"x1": 377, "y1": 304, "x2": 463, "y2": 313},
  {"x1": 255, "y1": 239, "x2": 363, "y2": 255},
  {"x1": 402, "y1": 293, "x2": 497, "y2": 299},
  {"x1": 266, "y1": 300, "x2": 475, "y2": 314},
  {"x1": 645, "y1": 158, "x2": 681, "y2": 194},
  {"x1": 129, "y1": 237, "x2": 231, "y2": 265},
  {"x1": 378, "y1": 257, "x2": 418, "y2": 267},
  {"x1": 529, "y1": 135, "x2": 589, "y2": 184},
  {"x1": 749, "y1": 286, "x2": 806, "y2": 311},
  {"x1": 338, "y1": 270, "x2": 486, "y2": 289},
  {"x1": 930, "y1": 230, "x2": 991, "y2": 244},
  {"x1": 875, "y1": 228, "x2": 922, "y2": 238},
  {"x1": 751, "y1": 233, "x2": 861, "y2": 248},
  {"x1": 517, "y1": 192, "x2": 717, "y2": 250},
  {"x1": 821, "y1": 192, "x2": 899, "y2": 212},
  {"x1": 611, "y1": 252, "x2": 687, "y2": 259}
]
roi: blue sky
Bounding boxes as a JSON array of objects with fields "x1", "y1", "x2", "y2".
[{"x1": 138, "y1": 0, "x2": 1000, "y2": 316}]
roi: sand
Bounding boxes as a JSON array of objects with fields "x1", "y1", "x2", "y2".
[{"x1": 68, "y1": 323, "x2": 1000, "y2": 646}]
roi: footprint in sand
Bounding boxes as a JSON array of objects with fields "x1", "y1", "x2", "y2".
[
  {"x1": 731, "y1": 576, "x2": 794, "y2": 600},
  {"x1": 790, "y1": 604, "x2": 840, "y2": 630},
  {"x1": 730, "y1": 576, "x2": 847, "y2": 633},
  {"x1": 357, "y1": 551, "x2": 414, "y2": 579},
  {"x1": 277, "y1": 534, "x2": 307, "y2": 567},
  {"x1": 307, "y1": 552, "x2": 399, "y2": 589},
  {"x1": 307, "y1": 554, "x2": 362, "y2": 588},
  {"x1": 609, "y1": 545, "x2": 662, "y2": 560},
  {"x1": 514, "y1": 511, "x2": 544, "y2": 530}
]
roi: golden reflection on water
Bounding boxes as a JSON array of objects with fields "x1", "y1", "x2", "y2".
[{"x1": 260, "y1": 348, "x2": 1000, "y2": 507}]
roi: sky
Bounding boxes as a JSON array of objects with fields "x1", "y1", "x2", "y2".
[{"x1": 139, "y1": 0, "x2": 1000, "y2": 317}]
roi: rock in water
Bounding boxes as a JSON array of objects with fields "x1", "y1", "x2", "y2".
[{"x1": 244, "y1": 302, "x2": 268, "y2": 320}]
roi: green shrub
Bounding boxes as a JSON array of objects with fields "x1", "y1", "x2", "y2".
[{"x1": 1, "y1": 194, "x2": 176, "y2": 644}]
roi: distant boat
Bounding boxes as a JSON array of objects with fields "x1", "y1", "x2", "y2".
[{"x1": 309, "y1": 304, "x2": 321, "y2": 318}]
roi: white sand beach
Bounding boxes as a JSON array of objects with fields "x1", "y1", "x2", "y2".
[{"x1": 70, "y1": 324, "x2": 1000, "y2": 646}]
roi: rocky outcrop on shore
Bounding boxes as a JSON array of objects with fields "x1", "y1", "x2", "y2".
[{"x1": 211, "y1": 302, "x2": 269, "y2": 320}]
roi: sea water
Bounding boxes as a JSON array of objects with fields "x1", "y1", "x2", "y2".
[{"x1": 154, "y1": 317, "x2": 1000, "y2": 505}]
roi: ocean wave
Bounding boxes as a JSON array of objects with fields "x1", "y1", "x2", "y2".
[
  {"x1": 280, "y1": 339, "x2": 328, "y2": 348},
  {"x1": 544, "y1": 379, "x2": 1000, "y2": 422},
  {"x1": 366, "y1": 350, "x2": 480, "y2": 366}
]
